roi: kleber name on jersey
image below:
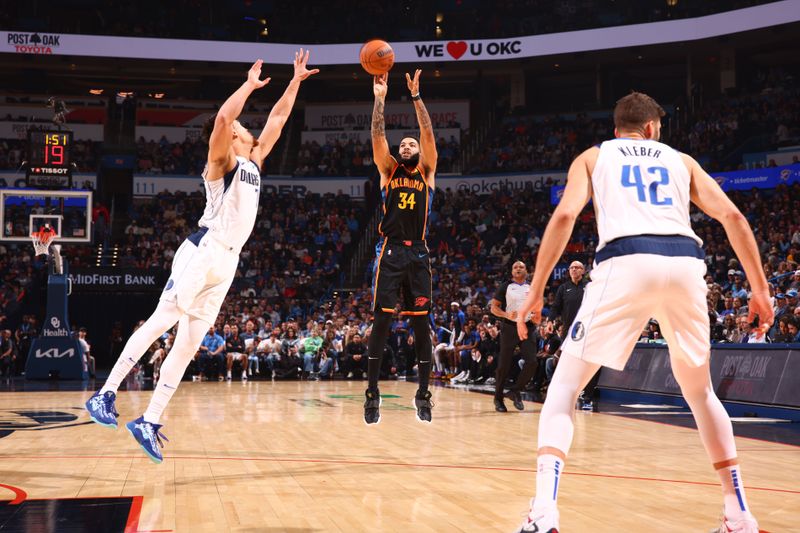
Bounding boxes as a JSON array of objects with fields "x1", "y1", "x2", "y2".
[{"x1": 7, "y1": 32, "x2": 62, "y2": 54}]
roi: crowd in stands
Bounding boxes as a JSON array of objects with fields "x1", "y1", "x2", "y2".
[
  {"x1": 470, "y1": 69, "x2": 800, "y2": 174},
  {"x1": 122, "y1": 180, "x2": 800, "y2": 386},
  {"x1": 469, "y1": 113, "x2": 611, "y2": 174},
  {"x1": 135, "y1": 137, "x2": 208, "y2": 176},
  {"x1": 669, "y1": 70, "x2": 800, "y2": 171},
  {"x1": 3, "y1": 65, "x2": 796, "y2": 177},
  {"x1": 4, "y1": 179, "x2": 800, "y2": 384},
  {"x1": 3, "y1": 71, "x2": 800, "y2": 391},
  {"x1": 2, "y1": 0, "x2": 770, "y2": 44},
  {"x1": 118, "y1": 189, "x2": 358, "y2": 302}
]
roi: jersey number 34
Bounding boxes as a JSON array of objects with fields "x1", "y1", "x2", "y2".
[
  {"x1": 398, "y1": 192, "x2": 416, "y2": 210},
  {"x1": 621, "y1": 164, "x2": 673, "y2": 206}
]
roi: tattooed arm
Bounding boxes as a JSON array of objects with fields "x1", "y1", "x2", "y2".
[
  {"x1": 371, "y1": 73, "x2": 397, "y2": 187},
  {"x1": 406, "y1": 69, "x2": 438, "y2": 186}
]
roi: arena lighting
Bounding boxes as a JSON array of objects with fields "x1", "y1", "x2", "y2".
[
  {"x1": 435, "y1": 26, "x2": 443, "y2": 38},
  {"x1": 260, "y1": 27, "x2": 268, "y2": 37},
  {"x1": 435, "y1": 12, "x2": 444, "y2": 23},
  {"x1": 116, "y1": 91, "x2": 133, "y2": 98},
  {"x1": 667, "y1": 0, "x2": 679, "y2": 6},
  {"x1": 89, "y1": 89, "x2": 103, "y2": 95},
  {"x1": 434, "y1": 69, "x2": 441, "y2": 77}
]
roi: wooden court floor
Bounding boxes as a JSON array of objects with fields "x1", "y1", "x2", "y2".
[{"x1": 1, "y1": 379, "x2": 798, "y2": 532}]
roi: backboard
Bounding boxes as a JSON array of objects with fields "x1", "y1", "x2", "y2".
[{"x1": 0, "y1": 189, "x2": 92, "y2": 243}]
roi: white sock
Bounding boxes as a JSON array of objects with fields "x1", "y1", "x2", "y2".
[
  {"x1": 101, "y1": 302, "x2": 181, "y2": 394},
  {"x1": 533, "y1": 454, "x2": 563, "y2": 513},
  {"x1": 143, "y1": 315, "x2": 208, "y2": 424},
  {"x1": 718, "y1": 464, "x2": 751, "y2": 520}
]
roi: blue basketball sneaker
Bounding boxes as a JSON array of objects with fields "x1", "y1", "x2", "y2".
[
  {"x1": 126, "y1": 416, "x2": 169, "y2": 464},
  {"x1": 85, "y1": 390, "x2": 119, "y2": 428}
]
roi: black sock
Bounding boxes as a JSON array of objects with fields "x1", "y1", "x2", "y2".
[
  {"x1": 367, "y1": 311, "x2": 393, "y2": 390},
  {"x1": 410, "y1": 315, "x2": 432, "y2": 393}
]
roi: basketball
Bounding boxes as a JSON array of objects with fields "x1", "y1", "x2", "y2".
[{"x1": 359, "y1": 39, "x2": 394, "y2": 75}]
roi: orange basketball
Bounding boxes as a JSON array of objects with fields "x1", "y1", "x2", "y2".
[{"x1": 360, "y1": 39, "x2": 394, "y2": 76}]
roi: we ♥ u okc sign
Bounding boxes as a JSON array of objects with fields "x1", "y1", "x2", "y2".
[
  {"x1": 1, "y1": 2, "x2": 797, "y2": 65},
  {"x1": 413, "y1": 40, "x2": 522, "y2": 61}
]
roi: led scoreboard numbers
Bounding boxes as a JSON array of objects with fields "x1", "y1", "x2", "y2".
[{"x1": 26, "y1": 130, "x2": 73, "y2": 188}]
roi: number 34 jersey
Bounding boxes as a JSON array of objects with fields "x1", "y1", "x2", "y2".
[
  {"x1": 592, "y1": 138, "x2": 702, "y2": 251},
  {"x1": 379, "y1": 163, "x2": 434, "y2": 241}
]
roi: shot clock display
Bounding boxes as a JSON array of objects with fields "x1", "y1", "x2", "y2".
[{"x1": 26, "y1": 130, "x2": 73, "y2": 188}]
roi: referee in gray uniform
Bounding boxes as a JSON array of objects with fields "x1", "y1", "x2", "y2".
[{"x1": 490, "y1": 261, "x2": 539, "y2": 412}]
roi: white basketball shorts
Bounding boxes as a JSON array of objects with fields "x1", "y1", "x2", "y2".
[
  {"x1": 561, "y1": 253, "x2": 709, "y2": 370},
  {"x1": 160, "y1": 231, "x2": 239, "y2": 324}
]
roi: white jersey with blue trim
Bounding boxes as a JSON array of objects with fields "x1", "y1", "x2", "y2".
[
  {"x1": 592, "y1": 138, "x2": 702, "y2": 251},
  {"x1": 198, "y1": 156, "x2": 261, "y2": 251}
]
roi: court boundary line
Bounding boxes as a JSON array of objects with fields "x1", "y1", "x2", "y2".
[
  {"x1": 0, "y1": 483, "x2": 27, "y2": 504},
  {"x1": 1, "y1": 454, "x2": 797, "y2": 495}
]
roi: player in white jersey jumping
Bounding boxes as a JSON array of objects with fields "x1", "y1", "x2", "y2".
[
  {"x1": 514, "y1": 92, "x2": 773, "y2": 533},
  {"x1": 85, "y1": 50, "x2": 318, "y2": 463}
]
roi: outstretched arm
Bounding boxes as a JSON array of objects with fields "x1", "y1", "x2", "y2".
[
  {"x1": 686, "y1": 153, "x2": 773, "y2": 333},
  {"x1": 372, "y1": 73, "x2": 396, "y2": 186},
  {"x1": 406, "y1": 69, "x2": 437, "y2": 186},
  {"x1": 517, "y1": 147, "x2": 595, "y2": 339},
  {"x1": 251, "y1": 49, "x2": 319, "y2": 169},
  {"x1": 207, "y1": 60, "x2": 270, "y2": 177}
]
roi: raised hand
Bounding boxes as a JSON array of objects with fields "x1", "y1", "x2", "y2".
[
  {"x1": 405, "y1": 69, "x2": 421, "y2": 94},
  {"x1": 373, "y1": 73, "x2": 388, "y2": 99},
  {"x1": 247, "y1": 60, "x2": 271, "y2": 89},
  {"x1": 292, "y1": 48, "x2": 320, "y2": 81}
]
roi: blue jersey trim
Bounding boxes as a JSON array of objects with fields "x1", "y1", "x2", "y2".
[
  {"x1": 222, "y1": 161, "x2": 239, "y2": 193},
  {"x1": 596, "y1": 234, "x2": 704, "y2": 264},
  {"x1": 187, "y1": 227, "x2": 209, "y2": 246}
]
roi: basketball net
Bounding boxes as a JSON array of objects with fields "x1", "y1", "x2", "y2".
[{"x1": 30, "y1": 228, "x2": 56, "y2": 257}]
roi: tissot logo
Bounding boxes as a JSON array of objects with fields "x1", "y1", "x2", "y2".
[
  {"x1": 414, "y1": 40, "x2": 522, "y2": 60},
  {"x1": 6, "y1": 32, "x2": 61, "y2": 54},
  {"x1": 31, "y1": 167, "x2": 69, "y2": 174}
]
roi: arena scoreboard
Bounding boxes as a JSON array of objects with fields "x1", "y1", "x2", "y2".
[{"x1": 26, "y1": 130, "x2": 73, "y2": 188}]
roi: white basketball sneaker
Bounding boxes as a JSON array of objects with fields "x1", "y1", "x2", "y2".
[
  {"x1": 711, "y1": 514, "x2": 760, "y2": 533},
  {"x1": 516, "y1": 499, "x2": 559, "y2": 533}
]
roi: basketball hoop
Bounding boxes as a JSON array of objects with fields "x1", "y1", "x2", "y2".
[{"x1": 31, "y1": 229, "x2": 56, "y2": 257}]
